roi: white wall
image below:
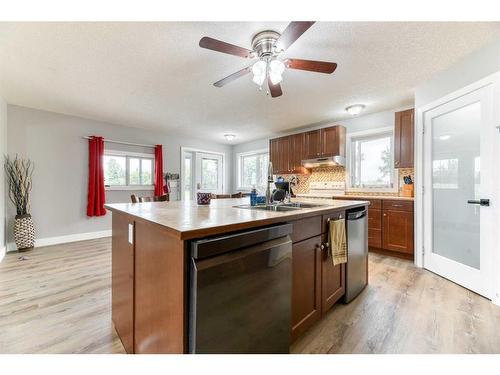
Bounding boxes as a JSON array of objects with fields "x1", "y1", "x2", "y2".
[
  {"x1": 415, "y1": 39, "x2": 500, "y2": 108},
  {"x1": 0, "y1": 97, "x2": 6, "y2": 261},
  {"x1": 231, "y1": 106, "x2": 413, "y2": 190},
  {"x1": 6, "y1": 105, "x2": 232, "y2": 248}
]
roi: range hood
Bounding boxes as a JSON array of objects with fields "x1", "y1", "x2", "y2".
[{"x1": 302, "y1": 155, "x2": 345, "y2": 168}]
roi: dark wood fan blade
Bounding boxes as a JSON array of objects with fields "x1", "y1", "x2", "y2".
[
  {"x1": 268, "y1": 78, "x2": 283, "y2": 98},
  {"x1": 199, "y1": 37, "x2": 254, "y2": 58},
  {"x1": 275, "y1": 21, "x2": 315, "y2": 52},
  {"x1": 213, "y1": 66, "x2": 252, "y2": 87},
  {"x1": 286, "y1": 58, "x2": 337, "y2": 74}
]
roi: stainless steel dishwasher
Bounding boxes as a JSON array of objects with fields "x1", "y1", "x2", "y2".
[
  {"x1": 188, "y1": 224, "x2": 293, "y2": 354},
  {"x1": 344, "y1": 207, "x2": 368, "y2": 303}
]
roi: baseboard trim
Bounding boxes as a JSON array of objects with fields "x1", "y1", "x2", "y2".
[
  {"x1": 6, "y1": 230, "x2": 112, "y2": 252},
  {"x1": 0, "y1": 246, "x2": 5, "y2": 262}
]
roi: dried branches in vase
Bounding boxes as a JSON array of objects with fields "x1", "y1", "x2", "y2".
[{"x1": 4, "y1": 155, "x2": 35, "y2": 251}]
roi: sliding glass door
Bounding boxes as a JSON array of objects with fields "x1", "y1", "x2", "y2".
[{"x1": 182, "y1": 149, "x2": 224, "y2": 200}]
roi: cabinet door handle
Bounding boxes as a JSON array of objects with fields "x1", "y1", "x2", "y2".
[{"x1": 383, "y1": 213, "x2": 387, "y2": 217}]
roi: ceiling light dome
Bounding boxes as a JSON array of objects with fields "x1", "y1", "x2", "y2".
[
  {"x1": 346, "y1": 104, "x2": 366, "y2": 116},
  {"x1": 224, "y1": 134, "x2": 236, "y2": 141}
]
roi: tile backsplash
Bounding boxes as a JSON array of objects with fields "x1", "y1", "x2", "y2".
[{"x1": 277, "y1": 167, "x2": 414, "y2": 196}]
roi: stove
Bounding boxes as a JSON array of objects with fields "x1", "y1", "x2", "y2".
[{"x1": 296, "y1": 181, "x2": 346, "y2": 199}]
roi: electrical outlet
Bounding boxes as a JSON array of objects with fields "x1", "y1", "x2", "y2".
[{"x1": 128, "y1": 223, "x2": 134, "y2": 244}]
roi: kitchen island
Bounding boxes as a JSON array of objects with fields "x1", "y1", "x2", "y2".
[{"x1": 105, "y1": 198, "x2": 369, "y2": 354}]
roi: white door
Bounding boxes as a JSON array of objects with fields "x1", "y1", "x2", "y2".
[
  {"x1": 423, "y1": 84, "x2": 494, "y2": 298},
  {"x1": 195, "y1": 152, "x2": 223, "y2": 196},
  {"x1": 181, "y1": 150, "x2": 224, "y2": 200}
]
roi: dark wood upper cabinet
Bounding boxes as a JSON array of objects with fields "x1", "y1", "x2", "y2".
[
  {"x1": 269, "y1": 137, "x2": 289, "y2": 174},
  {"x1": 394, "y1": 108, "x2": 414, "y2": 168},
  {"x1": 289, "y1": 132, "x2": 307, "y2": 174},
  {"x1": 305, "y1": 129, "x2": 322, "y2": 159},
  {"x1": 321, "y1": 126, "x2": 346, "y2": 157},
  {"x1": 270, "y1": 125, "x2": 346, "y2": 175},
  {"x1": 279, "y1": 136, "x2": 290, "y2": 174}
]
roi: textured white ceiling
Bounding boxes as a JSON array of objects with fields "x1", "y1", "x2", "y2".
[{"x1": 0, "y1": 22, "x2": 499, "y2": 144}]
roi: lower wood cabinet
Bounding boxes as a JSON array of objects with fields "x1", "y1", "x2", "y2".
[
  {"x1": 382, "y1": 209, "x2": 414, "y2": 254},
  {"x1": 290, "y1": 212, "x2": 346, "y2": 342},
  {"x1": 321, "y1": 233, "x2": 345, "y2": 314},
  {"x1": 291, "y1": 235, "x2": 322, "y2": 341}
]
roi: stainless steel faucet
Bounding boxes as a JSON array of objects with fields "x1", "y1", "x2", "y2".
[
  {"x1": 285, "y1": 175, "x2": 297, "y2": 203},
  {"x1": 266, "y1": 161, "x2": 274, "y2": 205}
]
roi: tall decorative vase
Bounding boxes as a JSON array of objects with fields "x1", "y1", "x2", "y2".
[{"x1": 14, "y1": 214, "x2": 35, "y2": 251}]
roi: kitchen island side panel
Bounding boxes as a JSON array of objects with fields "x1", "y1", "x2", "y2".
[{"x1": 134, "y1": 218, "x2": 187, "y2": 353}]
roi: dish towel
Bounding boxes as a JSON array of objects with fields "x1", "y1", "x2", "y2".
[{"x1": 329, "y1": 219, "x2": 347, "y2": 266}]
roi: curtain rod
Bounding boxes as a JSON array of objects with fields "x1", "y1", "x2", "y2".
[{"x1": 83, "y1": 136, "x2": 156, "y2": 149}]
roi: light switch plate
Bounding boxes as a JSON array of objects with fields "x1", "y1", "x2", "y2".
[{"x1": 128, "y1": 223, "x2": 134, "y2": 244}]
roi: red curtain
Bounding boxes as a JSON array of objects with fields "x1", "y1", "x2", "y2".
[
  {"x1": 154, "y1": 145, "x2": 164, "y2": 196},
  {"x1": 87, "y1": 136, "x2": 106, "y2": 217}
]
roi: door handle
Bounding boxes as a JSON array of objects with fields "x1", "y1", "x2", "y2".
[{"x1": 467, "y1": 199, "x2": 490, "y2": 207}]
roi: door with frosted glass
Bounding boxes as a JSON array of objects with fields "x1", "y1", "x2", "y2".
[
  {"x1": 423, "y1": 85, "x2": 493, "y2": 298},
  {"x1": 195, "y1": 152, "x2": 223, "y2": 196}
]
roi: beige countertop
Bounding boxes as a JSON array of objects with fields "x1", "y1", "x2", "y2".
[
  {"x1": 333, "y1": 194, "x2": 414, "y2": 201},
  {"x1": 105, "y1": 197, "x2": 369, "y2": 240}
]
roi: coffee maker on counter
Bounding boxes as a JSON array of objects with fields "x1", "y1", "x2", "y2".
[{"x1": 272, "y1": 176, "x2": 298, "y2": 203}]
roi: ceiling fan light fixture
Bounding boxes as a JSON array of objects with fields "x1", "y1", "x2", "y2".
[
  {"x1": 252, "y1": 73, "x2": 266, "y2": 86},
  {"x1": 346, "y1": 104, "x2": 366, "y2": 116},
  {"x1": 224, "y1": 134, "x2": 236, "y2": 141},
  {"x1": 251, "y1": 60, "x2": 267, "y2": 86}
]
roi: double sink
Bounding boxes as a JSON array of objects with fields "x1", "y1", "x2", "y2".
[{"x1": 235, "y1": 202, "x2": 326, "y2": 212}]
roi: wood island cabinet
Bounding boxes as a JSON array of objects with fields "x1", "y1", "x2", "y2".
[
  {"x1": 291, "y1": 234, "x2": 322, "y2": 341},
  {"x1": 290, "y1": 212, "x2": 346, "y2": 342},
  {"x1": 394, "y1": 108, "x2": 414, "y2": 168}
]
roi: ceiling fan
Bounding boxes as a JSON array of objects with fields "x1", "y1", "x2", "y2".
[{"x1": 199, "y1": 21, "x2": 337, "y2": 98}]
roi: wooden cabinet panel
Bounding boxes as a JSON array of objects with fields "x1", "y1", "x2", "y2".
[
  {"x1": 321, "y1": 126, "x2": 346, "y2": 157},
  {"x1": 305, "y1": 130, "x2": 322, "y2": 159},
  {"x1": 383, "y1": 199, "x2": 414, "y2": 212},
  {"x1": 278, "y1": 136, "x2": 290, "y2": 174},
  {"x1": 382, "y1": 210, "x2": 414, "y2": 254},
  {"x1": 289, "y1": 132, "x2": 307, "y2": 174},
  {"x1": 290, "y1": 215, "x2": 322, "y2": 243},
  {"x1": 291, "y1": 235, "x2": 322, "y2": 341},
  {"x1": 270, "y1": 136, "x2": 291, "y2": 174},
  {"x1": 134, "y1": 220, "x2": 185, "y2": 353},
  {"x1": 321, "y1": 234, "x2": 345, "y2": 313},
  {"x1": 368, "y1": 208, "x2": 382, "y2": 249},
  {"x1": 394, "y1": 108, "x2": 414, "y2": 168},
  {"x1": 269, "y1": 138, "x2": 279, "y2": 173},
  {"x1": 112, "y1": 213, "x2": 135, "y2": 353}
]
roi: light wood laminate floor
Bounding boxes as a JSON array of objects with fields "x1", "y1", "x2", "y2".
[{"x1": 1, "y1": 238, "x2": 499, "y2": 354}]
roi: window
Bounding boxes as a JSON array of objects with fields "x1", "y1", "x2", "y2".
[
  {"x1": 347, "y1": 129, "x2": 396, "y2": 191},
  {"x1": 103, "y1": 150, "x2": 155, "y2": 190},
  {"x1": 237, "y1": 150, "x2": 269, "y2": 191}
]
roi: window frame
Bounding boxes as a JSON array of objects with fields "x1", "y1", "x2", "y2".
[
  {"x1": 345, "y1": 127, "x2": 398, "y2": 193},
  {"x1": 104, "y1": 149, "x2": 155, "y2": 191},
  {"x1": 236, "y1": 149, "x2": 269, "y2": 191}
]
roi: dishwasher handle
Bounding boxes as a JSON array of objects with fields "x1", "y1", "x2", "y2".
[{"x1": 347, "y1": 209, "x2": 367, "y2": 220}]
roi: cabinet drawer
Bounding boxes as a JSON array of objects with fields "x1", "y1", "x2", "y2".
[
  {"x1": 368, "y1": 208, "x2": 382, "y2": 230},
  {"x1": 322, "y1": 211, "x2": 345, "y2": 234},
  {"x1": 290, "y1": 216, "x2": 322, "y2": 243},
  {"x1": 366, "y1": 199, "x2": 382, "y2": 209},
  {"x1": 368, "y1": 228, "x2": 382, "y2": 248},
  {"x1": 383, "y1": 199, "x2": 414, "y2": 212}
]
